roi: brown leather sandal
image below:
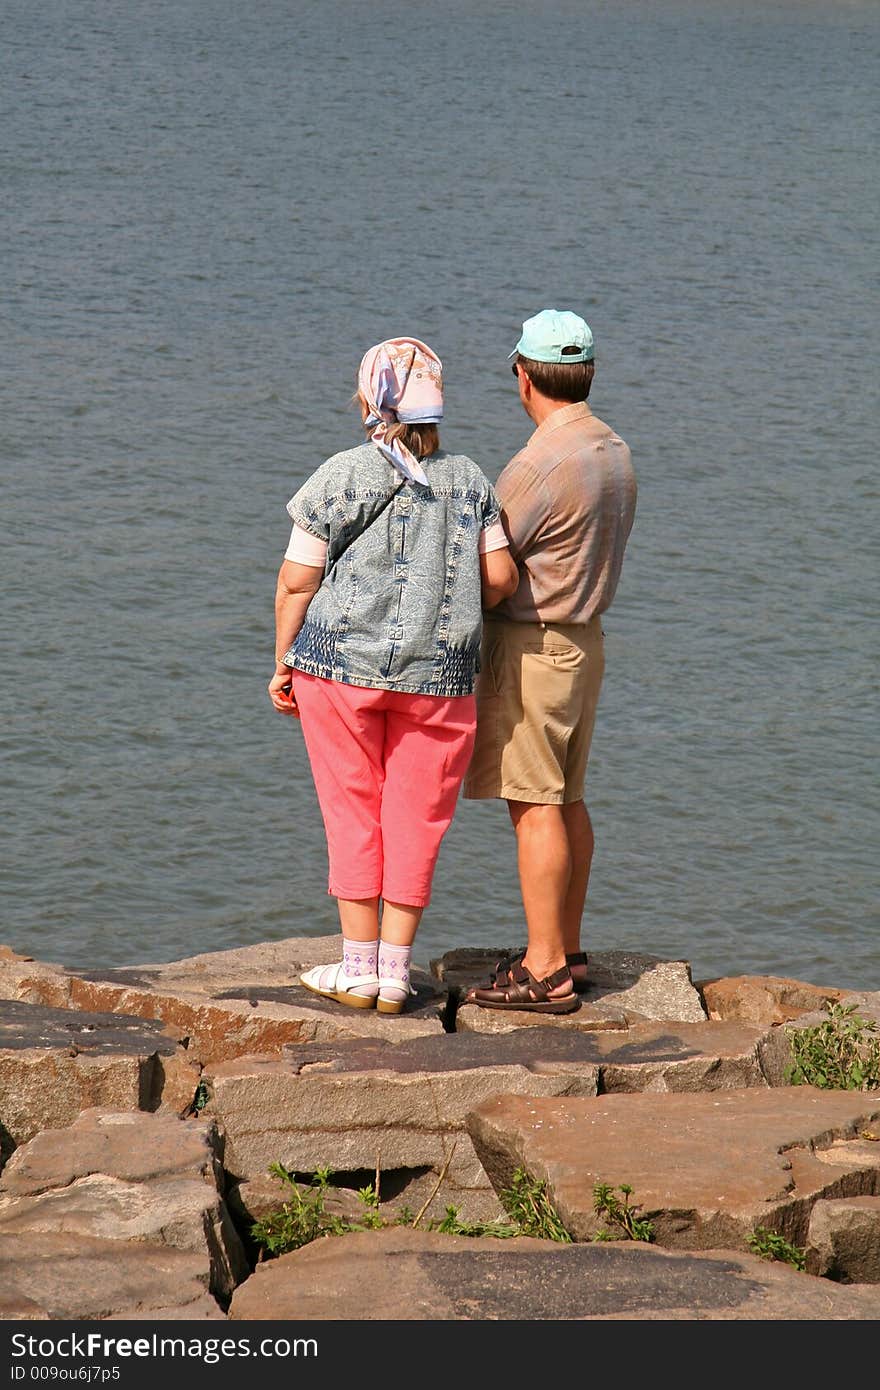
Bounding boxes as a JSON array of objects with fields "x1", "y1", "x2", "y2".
[
  {"x1": 465, "y1": 960, "x2": 579, "y2": 1013},
  {"x1": 488, "y1": 948, "x2": 589, "y2": 995},
  {"x1": 565, "y1": 951, "x2": 590, "y2": 993}
]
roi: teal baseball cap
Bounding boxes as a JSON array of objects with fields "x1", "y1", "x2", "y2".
[{"x1": 508, "y1": 308, "x2": 594, "y2": 363}]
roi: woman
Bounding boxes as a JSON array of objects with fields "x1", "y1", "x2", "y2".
[{"x1": 269, "y1": 337, "x2": 518, "y2": 1014}]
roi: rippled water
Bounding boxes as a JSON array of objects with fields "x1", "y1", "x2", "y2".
[{"x1": 2, "y1": 0, "x2": 878, "y2": 988}]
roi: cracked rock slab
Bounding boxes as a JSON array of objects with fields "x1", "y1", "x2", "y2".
[
  {"x1": 466, "y1": 1087, "x2": 880, "y2": 1251},
  {"x1": 0, "y1": 1107, "x2": 224, "y2": 1197},
  {"x1": 579, "y1": 1020, "x2": 770, "y2": 1092},
  {"x1": 204, "y1": 1031, "x2": 601, "y2": 1190},
  {"x1": 0, "y1": 1109, "x2": 247, "y2": 1300},
  {"x1": 276, "y1": 1020, "x2": 769, "y2": 1096},
  {"x1": 0, "y1": 937, "x2": 445, "y2": 1066},
  {"x1": 227, "y1": 1224, "x2": 880, "y2": 1321},
  {"x1": 0, "y1": 1001, "x2": 199, "y2": 1160},
  {"x1": 0, "y1": 1233, "x2": 220, "y2": 1321}
]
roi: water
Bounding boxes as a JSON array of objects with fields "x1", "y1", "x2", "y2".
[{"x1": 2, "y1": 0, "x2": 878, "y2": 989}]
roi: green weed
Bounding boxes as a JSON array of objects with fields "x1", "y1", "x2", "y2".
[
  {"x1": 191, "y1": 1080, "x2": 209, "y2": 1113},
  {"x1": 592, "y1": 1183, "x2": 655, "y2": 1242},
  {"x1": 250, "y1": 1161, "x2": 572, "y2": 1256},
  {"x1": 747, "y1": 1227, "x2": 806, "y2": 1271},
  {"x1": 786, "y1": 1002, "x2": 880, "y2": 1091},
  {"x1": 250, "y1": 1164, "x2": 368, "y2": 1255},
  {"x1": 498, "y1": 1166, "x2": 573, "y2": 1243},
  {"x1": 428, "y1": 1204, "x2": 520, "y2": 1238}
]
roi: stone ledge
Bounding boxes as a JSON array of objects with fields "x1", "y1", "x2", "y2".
[
  {"x1": 0, "y1": 1001, "x2": 201, "y2": 1161},
  {"x1": 466, "y1": 1087, "x2": 880, "y2": 1252},
  {"x1": 203, "y1": 1038, "x2": 600, "y2": 1190},
  {"x1": 0, "y1": 1233, "x2": 221, "y2": 1321},
  {"x1": 227, "y1": 1224, "x2": 880, "y2": 1320},
  {"x1": 0, "y1": 937, "x2": 447, "y2": 1066},
  {"x1": 0, "y1": 1110, "x2": 246, "y2": 1303}
]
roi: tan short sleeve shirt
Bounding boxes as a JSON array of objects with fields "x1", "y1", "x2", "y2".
[{"x1": 495, "y1": 401, "x2": 637, "y2": 625}]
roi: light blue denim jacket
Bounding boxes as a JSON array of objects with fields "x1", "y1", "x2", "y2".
[{"x1": 283, "y1": 444, "x2": 501, "y2": 697}]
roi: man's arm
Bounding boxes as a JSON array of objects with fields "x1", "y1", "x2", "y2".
[
  {"x1": 495, "y1": 456, "x2": 550, "y2": 562},
  {"x1": 480, "y1": 546, "x2": 519, "y2": 608}
]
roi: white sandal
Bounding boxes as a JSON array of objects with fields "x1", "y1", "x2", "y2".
[
  {"x1": 300, "y1": 962, "x2": 379, "y2": 1010},
  {"x1": 376, "y1": 978, "x2": 417, "y2": 1016}
]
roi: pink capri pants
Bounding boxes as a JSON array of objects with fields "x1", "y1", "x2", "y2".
[{"x1": 294, "y1": 672, "x2": 477, "y2": 908}]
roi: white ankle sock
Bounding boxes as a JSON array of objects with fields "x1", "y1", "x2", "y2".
[
  {"x1": 378, "y1": 941, "x2": 412, "y2": 1003},
  {"x1": 342, "y1": 937, "x2": 379, "y2": 998}
]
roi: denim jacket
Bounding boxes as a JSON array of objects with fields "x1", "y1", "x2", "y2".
[{"x1": 283, "y1": 444, "x2": 501, "y2": 697}]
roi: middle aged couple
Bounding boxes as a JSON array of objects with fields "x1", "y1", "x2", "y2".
[{"x1": 268, "y1": 310, "x2": 637, "y2": 1016}]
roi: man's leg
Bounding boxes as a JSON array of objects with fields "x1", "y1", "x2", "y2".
[
  {"x1": 557, "y1": 616, "x2": 604, "y2": 983},
  {"x1": 508, "y1": 800, "x2": 575, "y2": 998},
  {"x1": 560, "y1": 800, "x2": 594, "y2": 951}
]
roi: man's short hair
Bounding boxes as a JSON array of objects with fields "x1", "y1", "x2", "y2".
[{"x1": 516, "y1": 347, "x2": 595, "y2": 402}]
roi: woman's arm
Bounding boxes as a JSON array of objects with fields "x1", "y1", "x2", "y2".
[
  {"x1": 480, "y1": 545, "x2": 519, "y2": 609},
  {"x1": 268, "y1": 559, "x2": 324, "y2": 716}
]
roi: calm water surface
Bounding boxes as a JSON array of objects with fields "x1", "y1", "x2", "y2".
[{"x1": 2, "y1": 0, "x2": 878, "y2": 988}]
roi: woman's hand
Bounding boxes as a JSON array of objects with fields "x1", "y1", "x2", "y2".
[{"x1": 268, "y1": 668, "x2": 300, "y2": 718}]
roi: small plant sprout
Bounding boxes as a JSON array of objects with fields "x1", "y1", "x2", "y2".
[
  {"x1": 592, "y1": 1182, "x2": 655, "y2": 1242},
  {"x1": 747, "y1": 1227, "x2": 806, "y2": 1271}
]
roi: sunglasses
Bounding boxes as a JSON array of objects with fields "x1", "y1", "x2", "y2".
[{"x1": 511, "y1": 361, "x2": 520, "y2": 378}]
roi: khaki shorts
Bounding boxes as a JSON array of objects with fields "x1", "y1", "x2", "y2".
[{"x1": 463, "y1": 615, "x2": 605, "y2": 805}]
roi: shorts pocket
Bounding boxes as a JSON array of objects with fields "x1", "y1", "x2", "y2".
[
  {"x1": 539, "y1": 642, "x2": 584, "y2": 672},
  {"x1": 484, "y1": 632, "x2": 505, "y2": 696}
]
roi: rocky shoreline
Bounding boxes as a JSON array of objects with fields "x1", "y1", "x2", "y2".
[{"x1": 1, "y1": 937, "x2": 879, "y2": 1321}]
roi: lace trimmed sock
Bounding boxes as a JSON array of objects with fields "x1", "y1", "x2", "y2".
[
  {"x1": 340, "y1": 936, "x2": 379, "y2": 998},
  {"x1": 378, "y1": 940, "x2": 413, "y2": 1005}
]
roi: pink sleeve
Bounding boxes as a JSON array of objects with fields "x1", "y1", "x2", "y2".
[
  {"x1": 284, "y1": 524, "x2": 328, "y2": 567},
  {"x1": 478, "y1": 519, "x2": 510, "y2": 554}
]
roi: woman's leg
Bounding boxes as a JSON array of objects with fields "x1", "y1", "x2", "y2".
[
  {"x1": 379, "y1": 902, "x2": 423, "y2": 946},
  {"x1": 294, "y1": 675, "x2": 386, "y2": 1001},
  {"x1": 378, "y1": 693, "x2": 477, "y2": 907},
  {"x1": 294, "y1": 674, "x2": 386, "y2": 901},
  {"x1": 374, "y1": 902, "x2": 422, "y2": 1009},
  {"x1": 375, "y1": 693, "x2": 476, "y2": 1011}
]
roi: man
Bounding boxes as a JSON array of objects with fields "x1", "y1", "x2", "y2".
[{"x1": 463, "y1": 308, "x2": 637, "y2": 1012}]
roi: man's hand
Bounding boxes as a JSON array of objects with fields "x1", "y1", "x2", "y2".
[{"x1": 268, "y1": 670, "x2": 300, "y2": 718}]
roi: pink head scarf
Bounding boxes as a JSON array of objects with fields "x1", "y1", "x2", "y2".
[{"x1": 357, "y1": 337, "x2": 443, "y2": 486}]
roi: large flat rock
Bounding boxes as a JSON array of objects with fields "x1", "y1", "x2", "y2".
[
  {"x1": 701, "y1": 975, "x2": 848, "y2": 1025},
  {"x1": 204, "y1": 1030, "x2": 602, "y2": 1190},
  {"x1": 467, "y1": 1088, "x2": 880, "y2": 1251},
  {"x1": 227, "y1": 1224, "x2": 880, "y2": 1320},
  {"x1": 439, "y1": 948, "x2": 707, "y2": 1031},
  {"x1": 572, "y1": 1020, "x2": 770, "y2": 1092},
  {"x1": 0, "y1": 1233, "x2": 220, "y2": 1320},
  {"x1": 0, "y1": 1106, "x2": 222, "y2": 1197},
  {"x1": 0, "y1": 1000, "x2": 200, "y2": 1160},
  {"x1": 281, "y1": 1019, "x2": 769, "y2": 1098},
  {"x1": 0, "y1": 937, "x2": 446, "y2": 1066},
  {"x1": 0, "y1": 1174, "x2": 245, "y2": 1300},
  {"x1": 0, "y1": 1109, "x2": 247, "y2": 1300}
]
